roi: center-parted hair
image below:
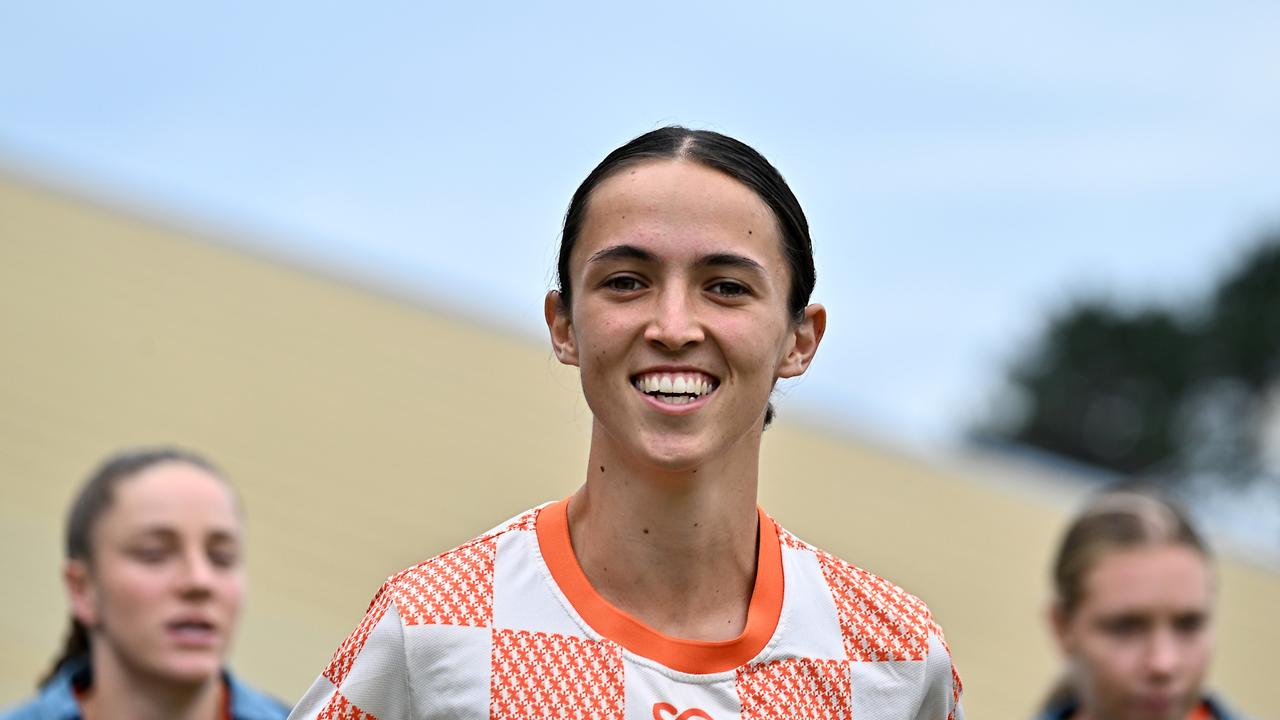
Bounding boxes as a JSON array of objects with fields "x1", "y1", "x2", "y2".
[
  {"x1": 554, "y1": 126, "x2": 817, "y2": 427},
  {"x1": 556, "y1": 126, "x2": 816, "y2": 321},
  {"x1": 1052, "y1": 490, "x2": 1210, "y2": 617}
]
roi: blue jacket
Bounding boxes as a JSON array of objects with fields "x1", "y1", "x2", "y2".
[
  {"x1": 0, "y1": 658, "x2": 288, "y2": 720},
  {"x1": 1034, "y1": 695, "x2": 1243, "y2": 720}
]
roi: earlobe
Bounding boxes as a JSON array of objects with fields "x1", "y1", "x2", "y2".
[
  {"x1": 778, "y1": 303, "x2": 827, "y2": 379},
  {"x1": 64, "y1": 560, "x2": 97, "y2": 628},
  {"x1": 544, "y1": 290, "x2": 580, "y2": 367}
]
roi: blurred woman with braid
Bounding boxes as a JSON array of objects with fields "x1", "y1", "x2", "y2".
[{"x1": 0, "y1": 448, "x2": 287, "y2": 720}]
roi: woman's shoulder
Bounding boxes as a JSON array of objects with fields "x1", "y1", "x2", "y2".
[
  {"x1": 0, "y1": 667, "x2": 291, "y2": 720},
  {"x1": 0, "y1": 699, "x2": 44, "y2": 720},
  {"x1": 1204, "y1": 694, "x2": 1251, "y2": 720},
  {"x1": 226, "y1": 671, "x2": 291, "y2": 720},
  {"x1": 773, "y1": 520, "x2": 940, "y2": 640},
  {"x1": 299, "y1": 505, "x2": 547, "y2": 715},
  {"x1": 367, "y1": 505, "x2": 544, "y2": 624},
  {"x1": 0, "y1": 661, "x2": 83, "y2": 720},
  {"x1": 773, "y1": 519, "x2": 963, "y2": 715},
  {"x1": 1032, "y1": 695, "x2": 1249, "y2": 720},
  {"x1": 0, "y1": 692, "x2": 64, "y2": 720}
]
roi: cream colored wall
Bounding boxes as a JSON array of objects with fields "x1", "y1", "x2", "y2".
[{"x1": 2, "y1": 171, "x2": 1276, "y2": 717}]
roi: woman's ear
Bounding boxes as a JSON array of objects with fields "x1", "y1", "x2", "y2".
[
  {"x1": 65, "y1": 559, "x2": 98, "y2": 628},
  {"x1": 778, "y1": 303, "x2": 827, "y2": 379},
  {"x1": 1049, "y1": 602, "x2": 1073, "y2": 655},
  {"x1": 545, "y1": 291, "x2": 579, "y2": 367}
]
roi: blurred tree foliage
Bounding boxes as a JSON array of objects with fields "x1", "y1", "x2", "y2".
[{"x1": 984, "y1": 234, "x2": 1280, "y2": 486}]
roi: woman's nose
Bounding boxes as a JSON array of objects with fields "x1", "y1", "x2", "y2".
[
  {"x1": 644, "y1": 287, "x2": 704, "y2": 351},
  {"x1": 1143, "y1": 628, "x2": 1182, "y2": 678},
  {"x1": 176, "y1": 550, "x2": 216, "y2": 595}
]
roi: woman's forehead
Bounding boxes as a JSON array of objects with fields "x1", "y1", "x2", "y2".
[
  {"x1": 574, "y1": 160, "x2": 782, "y2": 269},
  {"x1": 100, "y1": 463, "x2": 239, "y2": 534},
  {"x1": 1080, "y1": 544, "x2": 1211, "y2": 613}
]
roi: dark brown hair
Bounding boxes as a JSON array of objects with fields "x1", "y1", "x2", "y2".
[
  {"x1": 40, "y1": 447, "x2": 224, "y2": 687},
  {"x1": 555, "y1": 126, "x2": 817, "y2": 427}
]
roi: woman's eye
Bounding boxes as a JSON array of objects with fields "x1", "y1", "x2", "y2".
[
  {"x1": 130, "y1": 547, "x2": 170, "y2": 564},
  {"x1": 708, "y1": 280, "x2": 750, "y2": 298},
  {"x1": 209, "y1": 550, "x2": 240, "y2": 569},
  {"x1": 1173, "y1": 613, "x2": 1206, "y2": 635},
  {"x1": 1101, "y1": 617, "x2": 1145, "y2": 638},
  {"x1": 603, "y1": 276, "x2": 644, "y2": 292}
]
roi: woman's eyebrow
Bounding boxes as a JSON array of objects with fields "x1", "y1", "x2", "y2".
[
  {"x1": 587, "y1": 246, "x2": 765, "y2": 274},
  {"x1": 699, "y1": 253, "x2": 765, "y2": 273},
  {"x1": 129, "y1": 526, "x2": 179, "y2": 540},
  {"x1": 587, "y1": 244, "x2": 655, "y2": 264}
]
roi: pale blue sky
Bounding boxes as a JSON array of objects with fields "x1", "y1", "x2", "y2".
[{"x1": 4, "y1": 1, "x2": 1279, "y2": 447}]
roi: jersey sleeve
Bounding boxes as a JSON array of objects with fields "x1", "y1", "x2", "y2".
[
  {"x1": 914, "y1": 620, "x2": 963, "y2": 720},
  {"x1": 288, "y1": 581, "x2": 413, "y2": 720}
]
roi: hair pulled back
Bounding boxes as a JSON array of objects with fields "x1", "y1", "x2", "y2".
[
  {"x1": 555, "y1": 127, "x2": 817, "y2": 427},
  {"x1": 1042, "y1": 489, "x2": 1211, "y2": 710},
  {"x1": 556, "y1": 126, "x2": 816, "y2": 321},
  {"x1": 40, "y1": 447, "x2": 224, "y2": 687},
  {"x1": 1052, "y1": 489, "x2": 1209, "y2": 617}
]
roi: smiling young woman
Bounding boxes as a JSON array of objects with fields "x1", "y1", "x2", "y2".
[
  {"x1": 1037, "y1": 491, "x2": 1243, "y2": 720},
  {"x1": 0, "y1": 448, "x2": 287, "y2": 720},
  {"x1": 290, "y1": 127, "x2": 963, "y2": 720}
]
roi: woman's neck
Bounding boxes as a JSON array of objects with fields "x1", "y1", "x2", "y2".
[
  {"x1": 567, "y1": 423, "x2": 763, "y2": 641},
  {"x1": 80, "y1": 646, "x2": 223, "y2": 720}
]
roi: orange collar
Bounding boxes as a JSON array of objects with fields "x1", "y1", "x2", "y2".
[
  {"x1": 536, "y1": 497, "x2": 783, "y2": 674},
  {"x1": 1188, "y1": 702, "x2": 1213, "y2": 720}
]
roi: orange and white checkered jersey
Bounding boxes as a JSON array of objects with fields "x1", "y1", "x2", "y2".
[{"x1": 289, "y1": 500, "x2": 963, "y2": 720}]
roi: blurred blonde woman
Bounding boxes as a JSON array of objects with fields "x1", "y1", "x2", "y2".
[
  {"x1": 1038, "y1": 490, "x2": 1243, "y2": 720},
  {"x1": 0, "y1": 448, "x2": 287, "y2": 720}
]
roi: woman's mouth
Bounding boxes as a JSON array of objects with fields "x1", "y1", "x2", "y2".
[
  {"x1": 166, "y1": 619, "x2": 219, "y2": 647},
  {"x1": 631, "y1": 371, "x2": 719, "y2": 406}
]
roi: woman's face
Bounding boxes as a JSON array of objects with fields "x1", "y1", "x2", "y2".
[
  {"x1": 67, "y1": 461, "x2": 244, "y2": 685},
  {"x1": 547, "y1": 159, "x2": 824, "y2": 471},
  {"x1": 1053, "y1": 544, "x2": 1213, "y2": 720}
]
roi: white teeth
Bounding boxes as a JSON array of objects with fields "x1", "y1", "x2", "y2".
[
  {"x1": 655, "y1": 395, "x2": 691, "y2": 405},
  {"x1": 633, "y1": 372, "x2": 718, "y2": 399}
]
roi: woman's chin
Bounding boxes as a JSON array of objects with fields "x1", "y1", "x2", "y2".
[
  {"x1": 153, "y1": 652, "x2": 225, "y2": 687},
  {"x1": 622, "y1": 417, "x2": 767, "y2": 474},
  {"x1": 629, "y1": 435, "x2": 719, "y2": 474}
]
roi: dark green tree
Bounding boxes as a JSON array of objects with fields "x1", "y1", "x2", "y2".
[
  {"x1": 982, "y1": 231, "x2": 1280, "y2": 486},
  {"x1": 1201, "y1": 240, "x2": 1280, "y2": 390},
  {"x1": 995, "y1": 302, "x2": 1196, "y2": 476}
]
